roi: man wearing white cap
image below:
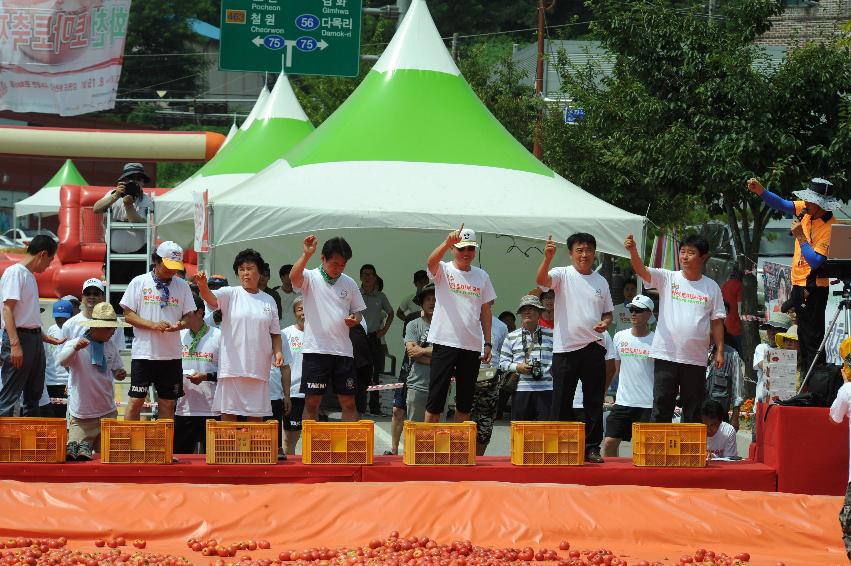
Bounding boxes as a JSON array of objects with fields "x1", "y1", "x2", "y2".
[
  {"x1": 424, "y1": 225, "x2": 496, "y2": 424},
  {"x1": 120, "y1": 241, "x2": 195, "y2": 421},
  {"x1": 747, "y1": 177, "x2": 839, "y2": 374},
  {"x1": 63, "y1": 278, "x2": 125, "y2": 354},
  {"x1": 603, "y1": 294, "x2": 656, "y2": 457}
]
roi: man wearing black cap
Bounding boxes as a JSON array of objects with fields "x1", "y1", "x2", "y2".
[
  {"x1": 747, "y1": 177, "x2": 839, "y2": 374},
  {"x1": 93, "y1": 163, "x2": 154, "y2": 285}
]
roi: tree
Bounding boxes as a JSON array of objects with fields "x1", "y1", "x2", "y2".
[
  {"x1": 119, "y1": 2, "x2": 218, "y2": 99},
  {"x1": 546, "y1": 0, "x2": 851, "y2": 396}
]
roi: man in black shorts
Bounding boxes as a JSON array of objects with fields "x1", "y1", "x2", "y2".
[
  {"x1": 289, "y1": 235, "x2": 366, "y2": 422},
  {"x1": 604, "y1": 295, "x2": 656, "y2": 457},
  {"x1": 424, "y1": 226, "x2": 496, "y2": 423},
  {"x1": 120, "y1": 241, "x2": 195, "y2": 420}
]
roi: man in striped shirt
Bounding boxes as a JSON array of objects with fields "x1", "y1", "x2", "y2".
[{"x1": 499, "y1": 295, "x2": 554, "y2": 421}]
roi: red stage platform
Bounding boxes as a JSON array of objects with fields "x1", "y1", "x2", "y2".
[
  {"x1": 0, "y1": 455, "x2": 777, "y2": 491},
  {"x1": 754, "y1": 402, "x2": 849, "y2": 495}
]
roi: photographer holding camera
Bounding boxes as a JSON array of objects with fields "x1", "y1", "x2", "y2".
[
  {"x1": 93, "y1": 163, "x2": 154, "y2": 284},
  {"x1": 498, "y1": 295, "x2": 554, "y2": 422}
]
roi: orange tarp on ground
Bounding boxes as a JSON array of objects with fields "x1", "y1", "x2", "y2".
[{"x1": 0, "y1": 480, "x2": 842, "y2": 565}]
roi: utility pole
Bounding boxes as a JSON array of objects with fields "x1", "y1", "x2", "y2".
[{"x1": 533, "y1": 0, "x2": 556, "y2": 159}]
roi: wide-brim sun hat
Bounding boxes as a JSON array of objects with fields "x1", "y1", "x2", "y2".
[
  {"x1": 792, "y1": 177, "x2": 840, "y2": 211},
  {"x1": 760, "y1": 311, "x2": 792, "y2": 331},
  {"x1": 77, "y1": 302, "x2": 130, "y2": 328},
  {"x1": 117, "y1": 162, "x2": 151, "y2": 183}
]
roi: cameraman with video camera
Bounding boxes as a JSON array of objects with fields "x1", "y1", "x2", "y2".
[
  {"x1": 93, "y1": 163, "x2": 154, "y2": 284},
  {"x1": 747, "y1": 177, "x2": 839, "y2": 374}
]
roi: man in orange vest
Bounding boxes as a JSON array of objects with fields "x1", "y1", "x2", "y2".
[{"x1": 747, "y1": 177, "x2": 839, "y2": 374}]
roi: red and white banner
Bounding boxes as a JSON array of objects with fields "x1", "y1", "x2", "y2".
[
  {"x1": 0, "y1": 0, "x2": 131, "y2": 116},
  {"x1": 193, "y1": 188, "x2": 209, "y2": 253}
]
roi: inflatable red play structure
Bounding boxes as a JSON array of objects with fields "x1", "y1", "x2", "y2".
[{"x1": 0, "y1": 185, "x2": 197, "y2": 297}]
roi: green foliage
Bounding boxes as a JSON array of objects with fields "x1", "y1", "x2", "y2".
[
  {"x1": 549, "y1": 0, "x2": 851, "y2": 252},
  {"x1": 120, "y1": 3, "x2": 216, "y2": 98}
]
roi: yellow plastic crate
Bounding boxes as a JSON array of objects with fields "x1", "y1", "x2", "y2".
[
  {"x1": 101, "y1": 419, "x2": 173, "y2": 464},
  {"x1": 206, "y1": 420, "x2": 277, "y2": 465},
  {"x1": 403, "y1": 421, "x2": 476, "y2": 466},
  {"x1": 510, "y1": 421, "x2": 585, "y2": 466},
  {"x1": 0, "y1": 417, "x2": 67, "y2": 463},
  {"x1": 632, "y1": 423, "x2": 707, "y2": 468},
  {"x1": 301, "y1": 420, "x2": 374, "y2": 464}
]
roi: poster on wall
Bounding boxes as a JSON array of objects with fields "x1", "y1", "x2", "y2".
[
  {"x1": 762, "y1": 261, "x2": 792, "y2": 320},
  {"x1": 0, "y1": 0, "x2": 132, "y2": 116}
]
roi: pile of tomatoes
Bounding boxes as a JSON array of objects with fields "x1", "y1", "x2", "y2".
[
  {"x1": 187, "y1": 538, "x2": 273, "y2": 558},
  {"x1": 193, "y1": 532, "x2": 760, "y2": 566},
  {"x1": 0, "y1": 533, "x2": 767, "y2": 566},
  {"x1": 0, "y1": 537, "x2": 191, "y2": 566}
]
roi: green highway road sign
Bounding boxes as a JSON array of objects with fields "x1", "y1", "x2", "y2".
[{"x1": 220, "y1": 0, "x2": 363, "y2": 77}]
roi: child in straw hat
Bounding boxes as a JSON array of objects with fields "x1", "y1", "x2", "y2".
[{"x1": 56, "y1": 302, "x2": 129, "y2": 461}]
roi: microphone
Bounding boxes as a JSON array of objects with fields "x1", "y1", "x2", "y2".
[{"x1": 790, "y1": 207, "x2": 807, "y2": 235}]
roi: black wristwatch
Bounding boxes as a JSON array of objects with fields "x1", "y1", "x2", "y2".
[{"x1": 484, "y1": 342, "x2": 492, "y2": 348}]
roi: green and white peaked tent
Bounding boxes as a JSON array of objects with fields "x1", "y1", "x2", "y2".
[
  {"x1": 220, "y1": 122, "x2": 238, "y2": 149},
  {"x1": 209, "y1": 0, "x2": 645, "y2": 361},
  {"x1": 15, "y1": 159, "x2": 88, "y2": 218},
  {"x1": 155, "y1": 76, "x2": 313, "y2": 245}
]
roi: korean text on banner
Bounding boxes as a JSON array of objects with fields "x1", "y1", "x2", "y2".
[
  {"x1": 0, "y1": 0, "x2": 132, "y2": 117},
  {"x1": 193, "y1": 189, "x2": 209, "y2": 253}
]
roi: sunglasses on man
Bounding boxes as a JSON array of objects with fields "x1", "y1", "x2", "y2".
[{"x1": 628, "y1": 307, "x2": 650, "y2": 314}]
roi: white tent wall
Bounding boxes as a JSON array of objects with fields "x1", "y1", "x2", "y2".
[{"x1": 208, "y1": 228, "x2": 621, "y2": 377}]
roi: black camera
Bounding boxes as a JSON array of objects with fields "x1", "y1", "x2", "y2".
[
  {"x1": 122, "y1": 180, "x2": 142, "y2": 199},
  {"x1": 529, "y1": 359, "x2": 543, "y2": 380}
]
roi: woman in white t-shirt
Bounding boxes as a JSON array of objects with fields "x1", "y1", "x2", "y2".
[{"x1": 196, "y1": 249, "x2": 283, "y2": 421}]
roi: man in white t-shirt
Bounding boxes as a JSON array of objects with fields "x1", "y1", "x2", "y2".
[
  {"x1": 702, "y1": 399, "x2": 738, "y2": 459},
  {"x1": 536, "y1": 232, "x2": 613, "y2": 463},
  {"x1": 120, "y1": 241, "x2": 196, "y2": 421},
  {"x1": 282, "y1": 297, "x2": 306, "y2": 455},
  {"x1": 57, "y1": 302, "x2": 128, "y2": 461},
  {"x1": 830, "y1": 379, "x2": 851, "y2": 560},
  {"x1": 290, "y1": 235, "x2": 366, "y2": 422},
  {"x1": 174, "y1": 293, "x2": 221, "y2": 454},
  {"x1": 424, "y1": 226, "x2": 496, "y2": 424},
  {"x1": 0, "y1": 235, "x2": 64, "y2": 417},
  {"x1": 610, "y1": 278, "x2": 638, "y2": 335},
  {"x1": 626, "y1": 233, "x2": 726, "y2": 424},
  {"x1": 277, "y1": 264, "x2": 302, "y2": 328},
  {"x1": 603, "y1": 295, "x2": 656, "y2": 457}
]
